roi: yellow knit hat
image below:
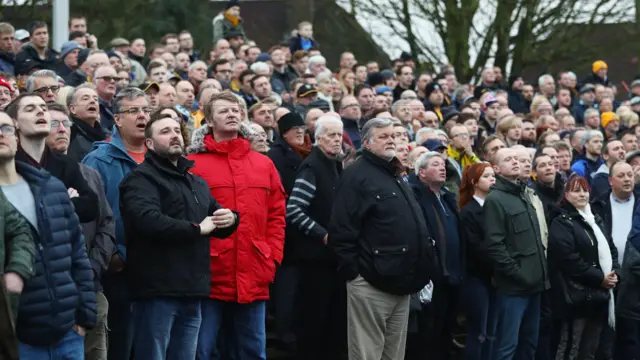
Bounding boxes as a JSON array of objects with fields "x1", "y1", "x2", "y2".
[
  {"x1": 601, "y1": 111, "x2": 618, "y2": 129},
  {"x1": 593, "y1": 60, "x2": 608, "y2": 73}
]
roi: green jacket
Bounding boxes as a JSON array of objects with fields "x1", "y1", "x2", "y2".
[
  {"x1": 483, "y1": 176, "x2": 549, "y2": 296},
  {"x1": 0, "y1": 191, "x2": 35, "y2": 281},
  {"x1": 212, "y1": 12, "x2": 248, "y2": 45}
]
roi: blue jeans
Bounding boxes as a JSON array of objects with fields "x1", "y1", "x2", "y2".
[
  {"x1": 132, "y1": 298, "x2": 202, "y2": 360},
  {"x1": 19, "y1": 328, "x2": 84, "y2": 359},
  {"x1": 464, "y1": 276, "x2": 499, "y2": 360},
  {"x1": 197, "y1": 299, "x2": 266, "y2": 360},
  {"x1": 494, "y1": 292, "x2": 541, "y2": 360}
]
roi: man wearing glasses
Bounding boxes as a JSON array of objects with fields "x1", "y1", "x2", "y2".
[
  {"x1": 82, "y1": 87, "x2": 151, "y2": 360},
  {"x1": 93, "y1": 65, "x2": 120, "y2": 133},
  {"x1": 446, "y1": 124, "x2": 480, "y2": 175},
  {"x1": 45, "y1": 102, "x2": 115, "y2": 360},
  {"x1": 25, "y1": 69, "x2": 59, "y2": 104}
]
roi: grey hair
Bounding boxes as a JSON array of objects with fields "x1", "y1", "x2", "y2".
[
  {"x1": 414, "y1": 151, "x2": 444, "y2": 175},
  {"x1": 314, "y1": 116, "x2": 343, "y2": 142},
  {"x1": 250, "y1": 61, "x2": 270, "y2": 74},
  {"x1": 435, "y1": 129, "x2": 449, "y2": 142},
  {"x1": 26, "y1": 70, "x2": 58, "y2": 92},
  {"x1": 113, "y1": 87, "x2": 147, "y2": 114},
  {"x1": 231, "y1": 59, "x2": 247, "y2": 71},
  {"x1": 538, "y1": 74, "x2": 554, "y2": 87},
  {"x1": 308, "y1": 55, "x2": 326, "y2": 70},
  {"x1": 581, "y1": 129, "x2": 604, "y2": 148},
  {"x1": 66, "y1": 82, "x2": 97, "y2": 107},
  {"x1": 360, "y1": 117, "x2": 394, "y2": 143},
  {"x1": 188, "y1": 60, "x2": 207, "y2": 72},
  {"x1": 415, "y1": 127, "x2": 437, "y2": 145},
  {"x1": 567, "y1": 72, "x2": 577, "y2": 80},
  {"x1": 316, "y1": 70, "x2": 333, "y2": 83},
  {"x1": 391, "y1": 99, "x2": 409, "y2": 114},
  {"x1": 584, "y1": 108, "x2": 600, "y2": 119}
]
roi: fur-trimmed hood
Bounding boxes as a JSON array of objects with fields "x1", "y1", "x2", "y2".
[{"x1": 187, "y1": 122, "x2": 258, "y2": 154}]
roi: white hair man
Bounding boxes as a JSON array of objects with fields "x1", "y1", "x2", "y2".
[
  {"x1": 286, "y1": 115, "x2": 345, "y2": 358},
  {"x1": 329, "y1": 117, "x2": 435, "y2": 360}
]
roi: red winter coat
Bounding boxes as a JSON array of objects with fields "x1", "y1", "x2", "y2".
[{"x1": 188, "y1": 132, "x2": 286, "y2": 303}]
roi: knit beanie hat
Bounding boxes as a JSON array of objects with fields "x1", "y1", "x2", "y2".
[
  {"x1": 226, "y1": 0, "x2": 240, "y2": 9},
  {"x1": 278, "y1": 112, "x2": 305, "y2": 135},
  {"x1": 601, "y1": 111, "x2": 618, "y2": 129},
  {"x1": 592, "y1": 60, "x2": 608, "y2": 73}
]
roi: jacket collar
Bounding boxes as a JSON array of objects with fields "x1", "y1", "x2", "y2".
[
  {"x1": 534, "y1": 173, "x2": 564, "y2": 198},
  {"x1": 15, "y1": 160, "x2": 50, "y2": 200},
  {"x1": 144, "y1": 150, "x2": 194, "y2": 177},
  {"x1": 92, "y1": 127, "x2": 137, "y2": 163},
  {"x1": 493, "y1": 175, "x2": 525, "y2": 195},
  {"x1": 203, "y1": 133, "x2": 250, "y2": 156},
  {"x1": 362, "y1": 149, "x2": 403, "y2": 177}
]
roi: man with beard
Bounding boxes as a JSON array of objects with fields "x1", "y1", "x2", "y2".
[
  {"x1": 249, "y1": 102, "x2": 277, "y2": 145},
  {"x1": 45, "y1": 102, "x2": 115, "y2": 360},
  {"x1": 6, "y1": 93, "x2": 98, "y2": 224},
  {"x1": 591, "y1": 139, "x2": 627, "y2": 198},
  {"x1": 508, "y1": 74, "x2": 529, "y2": 114},
  {"x1": 531, "y1": 151, "x2": 564, "y2": 217},
  {"x1": 66, "y1": 83, "x2": 108, "y2": 162},
  {"x1": 571, "y1": 130, "x2": 604, "y2": 183},
  {"x1": 119, "y1": 112, "x2": 238, "y2": 359}
]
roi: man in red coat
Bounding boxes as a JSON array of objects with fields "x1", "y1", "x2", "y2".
[{"x1": 188, "y1": 90, "x2": 286, "y2": 360}]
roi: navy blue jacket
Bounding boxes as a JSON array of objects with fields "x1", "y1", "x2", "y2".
[{"x1": 14, "y1": 161, "x2": 96, "y2": 346}]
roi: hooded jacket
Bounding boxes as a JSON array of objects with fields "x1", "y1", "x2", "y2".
[
  {"x1": 14, "y1": 161, "x2": 96, "y2": 346},
  {"x1": 212, "y1": 11, "x2": 249, "y2": 45},
  {"x1": 571, "y1": 155, "x2": 604, "y2": 184},
  {"x1": 187, "y1": 126, "x2": 286, "y2": 303},
  {"x1": 591, "y1": 163, "x2": 612, "y2": 199},
  {"x1": 81, "y1": 127, "x2": 140, "y2": 262},
  {"x1": 15, "y1": 43, "x2": 58, "y2": 72}
]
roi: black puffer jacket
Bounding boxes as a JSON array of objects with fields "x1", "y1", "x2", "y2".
[
  {"x1": 547, "y1": 202, "x2": 619, "y2": 318},
  {"x1": 329, "y1": 150, "x2": 436, "y2": 295},
  {"x1": 119, "y1": 151, "x2": 238, "y2": 299},
  {"x1": 15, "y1": 43, "x2": 58, "y2": 71}
]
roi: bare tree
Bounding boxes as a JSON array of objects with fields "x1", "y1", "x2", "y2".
[{"x1": 346, "y1": 0, "x2": 633, "y2": 83}]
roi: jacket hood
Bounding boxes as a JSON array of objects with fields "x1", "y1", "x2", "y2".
[
  {"x1": 21, "y1": 42, "x2": 58, "y2": 60},
  {"x1": 187, "y1": 122, "x2": 257, "y2": 154}
]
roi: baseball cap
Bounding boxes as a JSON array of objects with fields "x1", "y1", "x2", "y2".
[
  {"x1": 630, "y1": 97, "x2": 640, "y2": 106},
  {"x1": 296, "y1": 83, "x2": 317, "y2": 98},
  {"x1": 139, "y1": 82, "x2": 160, "y2": 92},
  {"x1": 376, "y1": 86, "x2": 392, "y2": 94},
  {"x1": 579, "y1": 84, "x2": 596, "y2": 95},
  {"x1": 110, "y1": 37, "x2": 130, "y2": 48},
  {"x1": 482, "y1": 94, "x2": 498, "y2": 109},
  {"x1": 15, "y1": 29, "x2": 29, "y2": 42},
  {"x1": 422, "y1": 139, "x2": 447, "y2": 152}
]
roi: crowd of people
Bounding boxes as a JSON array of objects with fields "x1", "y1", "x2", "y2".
[{"x1": 2, "y1": 0, "x2": 640, "y2": 360}]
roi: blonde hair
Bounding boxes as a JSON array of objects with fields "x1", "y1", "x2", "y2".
[
  {"x1": 619, "y1": 110, "x2": 639, "y2": 128},
  {"x1": 530, "y1": 95, "x2": 550, "y2": 117},
  {"x1": 497, "y1": 115, "x2": 522, "y2": 138},
  {"x1": 56, "y1": 86, "x2": 75, "y2": 107}
]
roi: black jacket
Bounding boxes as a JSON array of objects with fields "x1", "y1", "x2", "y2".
[
  {"x1": 508, "y1": 90, "x2": 530, "y2": 114},
  {"x1": 618, "y1": 206, "x2": 640, "y2": 320},
  {"x1": 15, "y1": 44, "x2": 58, "y2": 72},
  {"x1": 532, "y1": 174, "x2": 565, "y2": 221},
  {"x1": 119, "y1": 151, "x2": 238, "y2": 299},
  {"x1": 483, "y1": 176, "x2": 550, "y2": 295},
  {"x1": 16, "y1": 146, "x2": 98, "y2": 223},
  {"x1": 267, "y1": 137, "x2": 304, "y2": 196},
  {"x1": 460, "y1": 198, "x2": 493, "y2": 283},
  {"x1": 64, "y1": 70, "x2": 88, "y2": 87},
  {"x1": 411, "y1": 183, "x2": 461, "y2": 284},
  {"x1": 591, "y1": 190, "x2": 640, "y2": 238},
  {"x1": 329, "y1": 150, "x2": 436, "y2": 295},
  {"x1": 68, "y1": 116, "x2": 108, "y2": 163},
  {"x1": 547, "y1": 202, "x2": 619, "y2": 317},
  {"x1": 286, "y1": 146, "x2": 342, "y2": 264}
]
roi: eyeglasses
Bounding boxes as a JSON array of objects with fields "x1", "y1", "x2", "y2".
[
  {"x1": 119, "y1": 107, "x2": 153, "y2": 115},
  {"x1": 0, "y1": 124, "x2": 15, "y2": 136},
  {"x1": 97, "y1": 76, "x2": 123, "y2": 82},
  {"x1": 34, "y1": 85, "x2": 59, "y2": 94},
  {"x1": 341, "y1": 104, "x2": 360, "y2": 109},
  {"x1": 452, "y1": 133, "x2": 470, "y2": 138},
  {"x1": 51, "y1": 119, "x2": 72, "y2": 129}
]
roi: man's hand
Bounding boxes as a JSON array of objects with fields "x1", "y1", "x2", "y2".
[
  {"x1": 3, "y1": 272, "x2": 24, "y2": 293},
  {"x1": 73, "y1": 325, "x2": 86, "y2": 336},
  {"x1": 199, "y1": 216, "x2": 216, "y2": 235},
  {"x1": 212, "y1": 208, "x2": 235, "y2": 228},
  {"x1": 86, "y1": 34, "x2": 98, "y2": 49},
  {"x1": 322, "y1": 234, "x2": 328, "y2": 245},
  {"x1": 67, "y1": 187, "x2": 79, "y2": 199},
  {"x1": 463, "y1": 142, "x2": 474, "y2": 156},
  {"x1": 108, "y1": 253, "x2": 125, "y2": 273}
]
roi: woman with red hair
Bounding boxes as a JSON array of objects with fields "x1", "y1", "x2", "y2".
[
  {"x1": 548, "y1": 175, "x2": 619, "y2": 359},
  {"x1": 459, "y1": 162, "x2": 498, "y2": 360}
]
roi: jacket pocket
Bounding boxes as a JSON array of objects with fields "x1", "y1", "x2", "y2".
[
  {"x1": 252, "y1": 240, "x2": 276, "y2": 284},
  {"x1": 372, "y1": 244, "x2": 410, "y2": 277},
  {"x1": 509, "y1": 210, "x2": 530, "y2": 234},
  {"x1": 512, "y1": 247, "x2": 541, "y2": 286}
]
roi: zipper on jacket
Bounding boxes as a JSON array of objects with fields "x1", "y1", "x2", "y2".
[
  {"x1": 38, "y1": 201, "x2": 57, "y2": 310},
  {"x1": 185, "y1": 175, "x2": 200, "y2": 205}
]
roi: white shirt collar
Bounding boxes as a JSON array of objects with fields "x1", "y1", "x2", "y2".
[{"x1": 473, "y1": 195, "x2": 485, "y2": 207}]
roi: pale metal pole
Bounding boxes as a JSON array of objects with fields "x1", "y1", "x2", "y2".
[{"x1": 52, "y1": 0, "x2": 69, "y2": 51}]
